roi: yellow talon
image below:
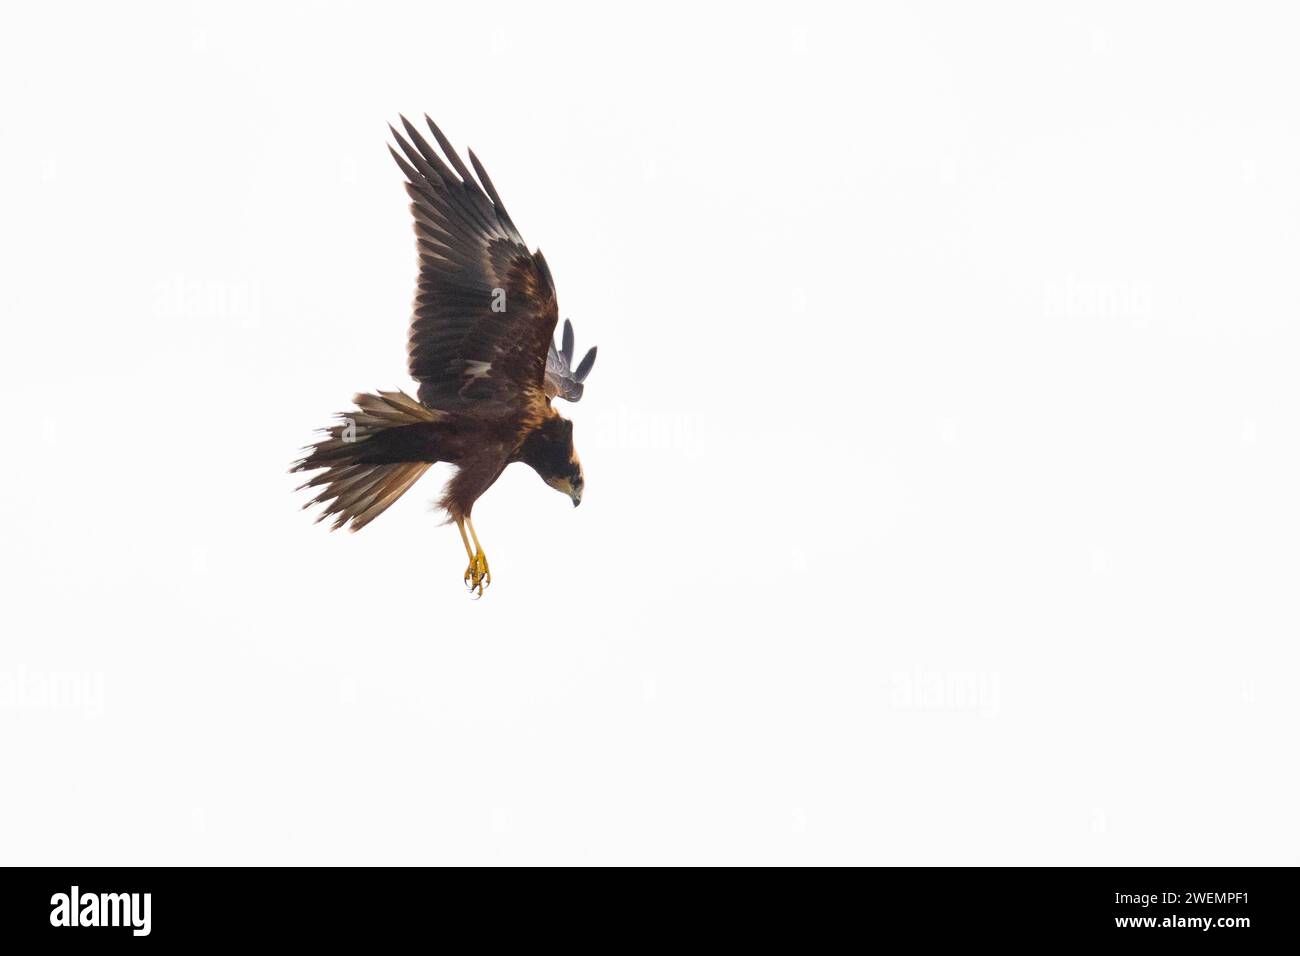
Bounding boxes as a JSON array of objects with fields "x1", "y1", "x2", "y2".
[
  {"x1": 464, "y1": 549, "x2": 490, "y2": 596},
  {"x1": 457, "y1": 516, "x2": 491, "y2": 597}
]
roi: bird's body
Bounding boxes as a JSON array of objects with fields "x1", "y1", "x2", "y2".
[{"x1": 292, "y1": 116, "x2": 597, "y2": 595}]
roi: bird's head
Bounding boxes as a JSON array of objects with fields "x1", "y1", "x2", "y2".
[{"x1": 520, "y1": 414, "x2": 584, "y2": 507}]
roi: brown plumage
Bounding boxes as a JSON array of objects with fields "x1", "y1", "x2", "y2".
[{"x1": 291, "y1": 116, "x2": 597, "y2": 594}]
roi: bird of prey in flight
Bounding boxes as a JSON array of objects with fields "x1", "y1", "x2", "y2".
[{"x1": 292, "y1": 116, "x2": 597, "y2": 596}]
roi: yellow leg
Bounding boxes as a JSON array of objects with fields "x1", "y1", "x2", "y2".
[
  {"x1": 457, "y1": 516, "x2": 490, "y2": 596},
  {"x1": 456, "y1": 517, "x2": 474, "y2": 561}
]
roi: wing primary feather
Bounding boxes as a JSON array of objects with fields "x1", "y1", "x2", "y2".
[
  {"x1": 561, "y1": 318, "x2": 575, "y2": 365},
  {"x1": 387, "y1": 144, "x2": 426, "y2": 190},
  {"x1": 574, "y1": 346, "x2": 597, "y2": 382},
  {"x1": 398, "y1": 117, "x2": 500, "y2": 240},
  {"x1": 390, "y1": 125, "x2": 450, "y2": 194},
  {"x1": 398, "y1": 115, "x2": 459, "y2": 189},
  {"x1": 467, "y1": 148, "x2": 521, "y2": 238},
  {"x1": 423, "y1": 114, "x2": 476, "y2": 186},
  {"x1": 392, "y1": 128, "x2": 497, "y2": 249}
]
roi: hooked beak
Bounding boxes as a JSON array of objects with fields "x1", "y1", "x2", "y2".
[{"x1": 548, "y1": 475, "x2": 583, "y2": 507}]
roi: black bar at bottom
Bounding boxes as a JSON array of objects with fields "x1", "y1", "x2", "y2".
[{"x1": 0, "y1": 866, "x2": 1292, "y2": 945}]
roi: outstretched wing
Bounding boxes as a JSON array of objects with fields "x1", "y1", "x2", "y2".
[
  {"x1": 389, "y1": 116, "x2": 558, "y2": 409},
  {"x1": 544, "y1": 318, "x2": 598, "y2": 403}
]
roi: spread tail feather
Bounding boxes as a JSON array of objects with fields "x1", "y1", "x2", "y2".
[{"x1": 291, "y1": 390, "x2": 443, "y2": 531}]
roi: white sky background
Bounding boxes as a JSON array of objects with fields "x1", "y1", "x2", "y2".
[{"x1": 2, "y1": 2, "x2": 1298, "y2": 865}]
